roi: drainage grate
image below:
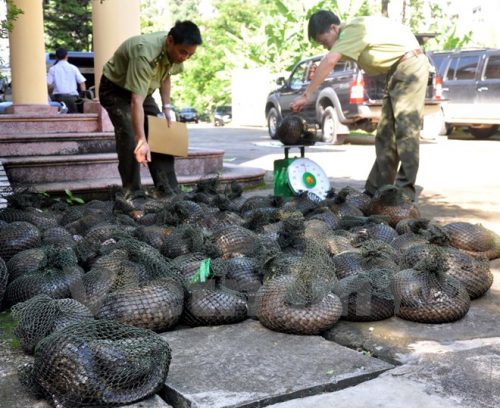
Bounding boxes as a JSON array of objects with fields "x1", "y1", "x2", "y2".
[{"x1": 0, "y1": 160, "x2": 12, "y2": 208}]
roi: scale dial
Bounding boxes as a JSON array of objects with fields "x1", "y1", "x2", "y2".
[{"x1": 287, "y1": 158, "x2": 330, "y2": 199}]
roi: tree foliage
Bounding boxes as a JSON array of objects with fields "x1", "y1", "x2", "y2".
[{"x1": 43, "y1": 0, "x2": 93, "y2": 51}]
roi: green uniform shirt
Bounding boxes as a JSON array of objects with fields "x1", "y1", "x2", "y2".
[
  {"x1": 331, "y1": 16, "x2": 420, "y2": 75},
  {"x1": 103, "y1": 32, "x2": 183, "y2": 96}
]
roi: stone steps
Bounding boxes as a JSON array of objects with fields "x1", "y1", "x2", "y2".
[
  {"x1": 1, "y1": 150, "x2": 265, "y2": 197},
  {"x1": 0, "y1": 113, "x2": 101, "y2": 134},
  {"x1": 0, "y1": 132, "x2": 116, "y2": 156}
]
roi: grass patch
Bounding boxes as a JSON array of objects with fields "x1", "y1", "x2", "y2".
[{"x1": 0, "y1": 310, "x2": 21, "y2": 349}]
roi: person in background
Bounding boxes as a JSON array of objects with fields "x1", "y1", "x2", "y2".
[
  {"x1": 290, "y1": 10, "x2": 431, "y2": 201},
  {"x1": 47, "y1": 47, "x2": 87, "y2": 113},
  {"x1": 99, "y1": 20, "x2": 202, "y2": 199}
]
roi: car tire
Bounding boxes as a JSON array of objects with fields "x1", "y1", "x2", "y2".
[
  {"x1": 267, "y1": 107, "x2": 280, "y2": 140},
  {"x1": 322, "y1": 106, "x2": 347, "y2": 144},
  {"x1": 469, "y1": 125, "x2": 498, "y2": 139}
]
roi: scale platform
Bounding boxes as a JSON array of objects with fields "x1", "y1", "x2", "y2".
[{"x1": 273, "y1": 145, "x2": 330, "y2": 200}]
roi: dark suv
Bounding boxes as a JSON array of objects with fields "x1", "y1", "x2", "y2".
[
  {"x1": 427, "y1": 48, "x2": 500, "y2": 138},
  {"x1": 179, "y1": 107, "x2": 199, "y2": 123},
  {"x1": 265, "y1": 55, "x2": 442, "y2": 144}
]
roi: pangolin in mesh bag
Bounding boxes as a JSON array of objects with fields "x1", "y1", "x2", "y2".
[
  {"x1": 393, "y1": 255, "x2": 471, "y2": 323},
  {"x1": 242, "y1": 207, "x2": 280, "y2": 233},
  {"x1": 0, "y1": 207, "x2": 58, "y2": 230},
  {"x1": 442, "y1": 221, "x2": 500, "y2": 260},
  {"x1": 277, "y1": 211, "x2": 306, "y2": 252},
  {"x1": 281, "y1": 192, "x2": 321, "y2": 216},
  {"x1": 5, "y1": 246, "x2": 83, "y2": 307},
  {"x1": 24, "y1": 320, "x2": 171, "y2": 407},
  {"x1": 75, "y1": 223, "x2": 135, "y2": 267},
  {"x1": 332, "y1": 240, "x2": 399, "y2": 280},
  {"x1": 42, "y1": 226, "x2": 78, "y2": 248},
  {"x1": 134, "y1": 224, "x2": 174, "y2": 250},
  {"x1": 350, "y1": 220, "x2": 398, "y2": 244},
  {"x1": 0, "y1": 257, "x2": 7, "y2": 306},
  {"x1": 169, "y1": 252, "x2": 207, "y2": 284},
  {"x1": 11, "y1": 294, "x2": 94, "y2": 354},
  {"x1": 402, "y1": 244, "x2": 493, "y2": 300},
  {"x1": 209, "y1": 224, "x2": 277, "y2": 261},
  {"x1": 333, "y1": 269, "x2": 395, "y2": 321},
  {"x1": 211, "y1": 256, "x2": 262, "y2": 294},
  {"x1": 367, "y1": 185, "x2": 420, "y2": 227},
  {"x1": 95, "y1": 277, "x2": 184, "y2": 332},
  {"x1": 0, "y1": 221, "x2": 41, "y2": 262},
  {"x1": 238, "y1": 195, "x2": 282, "y2": 215},
  {"x1": 256, "y1": 240, "x2": 342, "y2": 334},
  {"x1": 182, "y1": 285, "x2": 248, "y2": 327},
  {"x1": 395, "y1": 217, "x2": 431, "y2": 235},
  {"x1": 337, "y1": 186, "x2": 372, "y2": 214},
  {"x1": 160, "y1": 224, "x2": 205, "y2": 259},
  {"x1": 275, "y1": 115, "x2": 315, "y2": 145},
  {"x1": 325, "y1": 189, "x2": 364, "y2": 218},
  {"x1": 307, "y1": 207, "x2": 342, "y2": 230},
  {"x1": 6, "y1": 247, "x2": 47, "y2": 283}
]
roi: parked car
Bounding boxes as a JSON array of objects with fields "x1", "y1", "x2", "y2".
[
  {"x1": 45, "y1": 51, "x2": 95, "y2": 92},
  {"x1": 214, "y1": 106, "x2": 232, "y2": 126},
  {"x1": 0, "y1": 100, "x2": 68, "y2": 114},
  {"x1": 265, "y1": 54, "x2": 442, "y2": 144},
  {"x1": 179, "y1": 106, "x2": 199, "y2": 123},
  {"x1": 427, "y1": 48, "x2": 500, "y2": 138}
]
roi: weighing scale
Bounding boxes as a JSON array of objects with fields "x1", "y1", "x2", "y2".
[{"x1": 273, "y1": 145, "x2": 330, "y2": 200}]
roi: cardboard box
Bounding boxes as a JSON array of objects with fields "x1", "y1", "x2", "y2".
[{"x1": 147, "y1": 115, "x2": 189, "y2": 157}]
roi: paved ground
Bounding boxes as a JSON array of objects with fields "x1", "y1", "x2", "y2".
[{"x1": 1, "y1": 124, "x2": 499, "y2": 407}]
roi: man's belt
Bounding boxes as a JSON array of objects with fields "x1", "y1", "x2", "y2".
[{"x1": 399, "y1": 48, "x2": 423, "y2": 63}]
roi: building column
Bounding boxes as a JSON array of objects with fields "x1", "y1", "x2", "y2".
[
  {"x1": 7, "y1": 0, "x2": 56, "y2": 114},
  {"x1": 91, "y1": 0, "x2": 140, "y2": 96}
]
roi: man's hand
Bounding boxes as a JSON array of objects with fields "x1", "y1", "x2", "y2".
[
  {"x1": 162, "y1": 107, "x2": 172, "y2": 127},
  {"x1": 290, "y1": 95, "x2": 308, "y2": 112},
  {"x1": 134, "y1": 139, "x2": 151, "y2": 166}
]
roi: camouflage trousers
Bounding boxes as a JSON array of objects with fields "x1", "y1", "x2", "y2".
[
  {"x1": 99, "y1": 75, "x2": 178, "y2": 196},
  {"x1": 365, "y1": 53, "x2": 430, "y2": 201}
]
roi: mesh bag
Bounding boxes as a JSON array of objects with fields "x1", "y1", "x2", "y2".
[
  {"x1": 212, "y1": 256, "x2": 262, "y2": 294},
  {"x1": 277, "y1": 211, "x2": 306, "y2": 252},
  {"x1": 5, "y1": 264, "x2": 84, "y2": 307},
  {"x1": 75, "y1": 223, "x2": 135, "y2": 267},
  {"x1": 339, "y1": 186, "x2": 371, "y2": 214},
  {"x1": 198, "y1": 210, "x2": 245, "y2": 231},
  {"x1": 442, "y1": 222, "x2": 500, "y2": 259},
  {"x1": 160, "y1": 225, "x2": 205, "y2": 259},
  {"x1": 134, "y1": 225, "x2": 174, "y2": 250},
  {"x1": 0, "y1": 221, "x2": 41, "y2": 262},
  {"x1": 6, "y1": 247, "x2": 47, "y2": 283},
  {"x1": 393, "y1": 256, "x2": 471, "y2": 323},
  {"x1": 256, "y1": 240, "x2": 342, "y2": 334},
  {"x1": 239, "y1": 195, "x2": 281, "y2": 215},
  {"x1": 395, "y1": 218, "x2": 431, "y2": 235},
  {"x1": 0, "y1": 207, "x2": 58, "y2": 230},
  {"x1": 351, "y1": 222, "x2": 398, "y2": 244},
  {"x1": 325, "y1": 191, "x2": 364, "y2": 218},
  {"x1": 209, "y1": 224, "x2": 268, "y2": 259},
  {"x1": 275, "y1": 115, "x2": 315, "y2": 145},
  {"x1": 333, "y1": 269, "x2": 395, "y2": 321},
  {"x1": 307, "y1": 208, "x2": 342, "y2": 230},
  {"x1": 42, "y1": 226, "x2": 77, "y2": 248},
  {"x1": 281, "y1": 193, "x2": 320, "y2": 216},
  {"x1": 28, "y1": 320, "x2": 171, "y2": 407},
  {"x1": 95, "y1": 277, "x2": 184, "y2": 332},
  {"x1": 11, "y1": 294, "x2": 94, "y2": 354},
  {"x1": 390, "y1": 232, "x2": 428, "y2": 253},
  {"x1": 170, "y1": 252, "x2": 207, "y2": 284},
  {"x1": 367, "y1": 185, "x2": 420, "y2": 227},
  {"x1": 402, "y1": 244, "x2": 493, "y2": 300},
  {"x1": 0, "y1": 257, "x2": 7, "y2": 306},
  {"x1": 242, "y1": 207, "x2": 280, "y2": 232},
  {"x1": 182, "y1": 286, "x2": 248, "y2": 327}
]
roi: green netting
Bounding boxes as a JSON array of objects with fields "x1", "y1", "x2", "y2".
[
  {"x1": 27, "y1": 320, "x2": 171, "y2": 407},
  {"x1": 0, "y1": 221, "x2": 41, "y2": 262}
]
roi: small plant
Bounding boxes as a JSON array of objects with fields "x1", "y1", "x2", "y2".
[{"x1": 64, "y1": 189, "x2": 85, "y2": 205}]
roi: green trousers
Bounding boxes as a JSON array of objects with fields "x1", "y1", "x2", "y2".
[
  {"x1": 365, "y1": 53, "x2": 430, "y2": 201},
  {"x1": 99, "y1": 75, "x2": 178, "y2": 196}
]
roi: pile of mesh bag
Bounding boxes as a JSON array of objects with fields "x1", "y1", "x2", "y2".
[{"x1": 1, "y1": 179, "x2": 498, "y2": 406}]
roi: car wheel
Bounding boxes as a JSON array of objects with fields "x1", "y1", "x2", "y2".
[
  {"x1": 469, "y1": 125, "x2": 498, "y2": 139},
  {"x1": 267, "y1": 107, "x2": 280, "y2": 140},
  {"x1": 322, "y1": 106, "x2": 347, "y2": 145}
]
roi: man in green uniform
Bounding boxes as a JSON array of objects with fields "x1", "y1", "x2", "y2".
[
  {"x1": 99, "y1": 20, "x2": 202, "y2": 198},
  {"x1": 291, "y1": 10, "x2": 430, "y2": 201}
]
